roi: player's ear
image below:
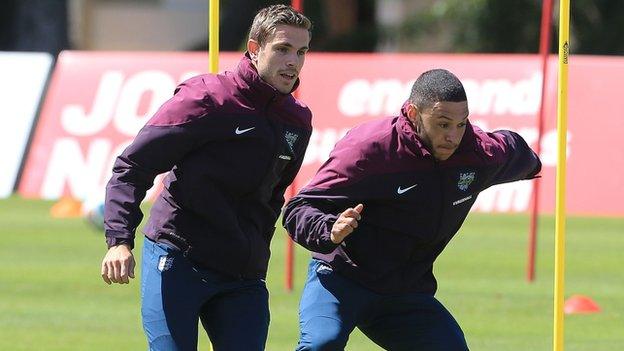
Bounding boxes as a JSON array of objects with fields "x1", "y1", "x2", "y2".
[
  {"x1": 247, "y1": 39, "x2": 260, "y2": 60},
  {"x1": 405, "y1": 103, "x2": 423, "y2": 133},
  {"x1": 406, "y1": 103, "x2": 418, "y2": 118},
  {"x1": 406, "y1": 103, "x2": 419, "y2": 125}
]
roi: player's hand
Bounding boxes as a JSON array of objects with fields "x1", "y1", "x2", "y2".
[
  {"x1": 101, "y1": 244, "x2": 135, "y2": 284},
  {"x1": 331, "y1": 204, "x2": 364, "y2": 244}
]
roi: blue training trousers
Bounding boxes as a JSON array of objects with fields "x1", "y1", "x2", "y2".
[
  {"x1": 296, "y1": 259, "x2": 469, "y2": 351},
  {"x1": 141, "y1": 238, "x2": 269, "y2": 351}
]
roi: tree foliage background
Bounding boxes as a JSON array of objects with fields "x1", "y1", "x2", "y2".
[
  {"x1": 208, "y1": 0, "x2": 623, "y2": 55},
  {"x1": 380, "y1": 0, "x2": 624, "y2": 55}
]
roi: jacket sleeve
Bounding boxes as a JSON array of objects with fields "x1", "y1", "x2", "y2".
[
  {"x1": 283, "y1": 194, "x2": 347, "y2": 253},
  {"x1": 486, "y1": 130, "x2": 542, "y2": 186},
  {"x1": 104, "y1": 79, "x2": 220, "y2": 249},
  {"x1": 282, "y1": 129, "x2": 372, "y2": 254}
]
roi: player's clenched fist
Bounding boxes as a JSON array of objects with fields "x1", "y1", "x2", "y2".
[
  {"x1": 330, "y1": 204, "x2": 364, "y2": 244},
  {"x1": 101, "y1": 244, "x2": 136, "y2": 285}
]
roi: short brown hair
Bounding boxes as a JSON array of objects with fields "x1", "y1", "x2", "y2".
[{"x1": 248, "y1": 4, "x2": 312, "y2": 47}]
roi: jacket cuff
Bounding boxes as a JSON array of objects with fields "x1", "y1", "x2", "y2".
[
  {"x1": 317, "y1": 214, "x2": 340, "y2": 253},
  {"x1": 318, "y1": 232, "x2": 340, "y2": 253},
  {"x1": 529, "y1": 158, "x2": 543, "y2": 179},
  {"x1": 105, "y1": 230, "x2": 135, "y2": 249}
]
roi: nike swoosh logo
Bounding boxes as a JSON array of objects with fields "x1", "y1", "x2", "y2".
[
  {"x1": 397, "y1": 184, "x2": 418, "y2": 194},
  {"x1": 235, "y1": 126, "x2": 255, "y2": 135}
]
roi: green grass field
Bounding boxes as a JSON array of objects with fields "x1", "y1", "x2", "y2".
[{"x1": 0, "y1": 196, "x2": 622, "y2": 350}]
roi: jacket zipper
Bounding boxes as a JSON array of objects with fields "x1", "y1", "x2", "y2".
[
  {"x1": 434, "y1": 160, "x2": 445, "y2": 236},
  {"x1": 241, "y1": 96, "x2": 278, "y2": 278}
]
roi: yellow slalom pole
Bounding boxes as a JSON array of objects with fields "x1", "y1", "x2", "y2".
[
  {"x1": 207, "y1": 2, "x2": 219, "y2": 350},
  {"x1": 209, "y1": 0, "x2": 219, "y2": 74},
  {"x1": 553, "y1": 0, "x2": 570, "y2": 350}
]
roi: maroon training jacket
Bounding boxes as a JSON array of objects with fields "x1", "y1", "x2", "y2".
[
  {"x1": 105, "y1": 54, "x2": 312, "y2": 279},
  {"x1": 283, "y1": 105, "x2": 541, "y2": 294}
]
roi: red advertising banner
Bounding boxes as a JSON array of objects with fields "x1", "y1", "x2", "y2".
[
  {"x1": 19, "y1": 52, "x2": 239, "y2": 203},
  {"x1": 18, "y1": 51, "x2": 624, "y2": 216}
]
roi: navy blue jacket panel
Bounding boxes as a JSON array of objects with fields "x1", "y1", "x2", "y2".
[
  {"x1": 105, "y1": 54, "x2": 312, "y2": 279},
  {"x1": 283, "y1": 107, "x2": 540, "y2": 294}
]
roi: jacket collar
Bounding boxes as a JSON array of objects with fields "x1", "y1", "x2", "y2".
[
  {"x1": 233, "y1": 52, "x2": 300, "y2": 107},
  {"x1": 398, "y1": 101, "x2": 476, "y2": 159}
]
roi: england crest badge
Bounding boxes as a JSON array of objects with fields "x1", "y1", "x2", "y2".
[
  {"x1": 285, "y1": 131, "x2": 299, "y2": 152},
  {"x1": 457, "y1": 172, "x2": 476, "y2": 191}
]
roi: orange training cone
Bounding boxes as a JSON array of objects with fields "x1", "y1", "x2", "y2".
[
  {"x1": 564, "y1": 295, "x2": 601, "y2": 314},
  {"x1": 50, "y1": 196, "x2": 83, "y2": 218}
]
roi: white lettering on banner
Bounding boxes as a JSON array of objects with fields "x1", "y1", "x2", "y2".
[
  {"x1": 302, "y1": 128, "x2": 350, "y2": 165},
  {"x1": 41, "y1": 138, "x2": 112, "y2": 199},
  {"x1": 338, "y1": 79, "x2": 412, "y2": 117},
  {"x1": 61, "y1": 71, "x2": 125, "y2": 136},
  {"x1": 40, "y1": 137, "x2": 163, "y2": 200},
  {"x1": 472, "y1": 181, "x2": 534, "y2": 213},
  {"x1": 337, "y1": 73, "x2": 541, "y2": 118},
  {"x1": 463, "y1": 73, "x2": 541, "y2": 116},
  {"x1": 113, "y1": 71, "x2": 176, "y2": 136},
  {"x1": 41, "y1": 70, "x2": 206, "y2": 200},
  {"x1": 61, "y1": 70, "x2": 199, "y2": 137}
]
